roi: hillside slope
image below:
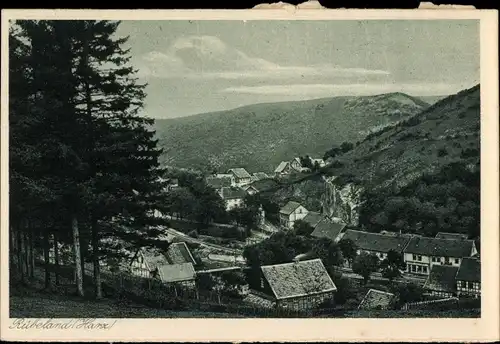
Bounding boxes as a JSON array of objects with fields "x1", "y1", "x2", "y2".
[
  {"x1": 325, "y1": 84, "x2": 480, "y2": 190},
  {"x1": 154, "y1": 93, "x2": 429, "y2": 173}
]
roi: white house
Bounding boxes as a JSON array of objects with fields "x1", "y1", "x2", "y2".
[
  {"x1": 274, "y1": 161, "x2": 293, "y2": 178},
  {"x1": 403, "y1": 236, "x2": 478, "y2": 276},
  {"x1": 219, "y1": 187, "x2": 247, "y2": 211},
  {"x1": 227, "y1": 168, "x2": 252, "y2": 186},
  {"x1": 279, "y1": 201, "x2": 309, "y2": 229}
]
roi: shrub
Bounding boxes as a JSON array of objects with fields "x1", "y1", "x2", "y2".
[
  {"x1": 401, "y1": 116, "x2": 420, "y2": 127},
  {"x1": 437, "y1": 148, "x2": 448, "y2": 157},
  {"x1": 460, "y1": 148, "x2": 479, "y2": 158},
  {"x1": 188, "y1": 230, "x2": 199, "y2": 238},
  {"x1": 330, "y1": 160, "x2": 344, "y2": 168}
]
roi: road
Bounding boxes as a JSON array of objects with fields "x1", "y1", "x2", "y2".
[{"x1": 163, "y1": 227, "x2": 242, "y2": 255}]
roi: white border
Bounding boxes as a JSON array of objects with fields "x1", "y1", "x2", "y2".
[{"x1": 1, "y1": 8, "x2": 498, "y2": 342}]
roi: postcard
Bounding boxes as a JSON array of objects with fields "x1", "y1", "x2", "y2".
[{"x1": 1, "y1": 6, "x2": 498, "y2": 343}]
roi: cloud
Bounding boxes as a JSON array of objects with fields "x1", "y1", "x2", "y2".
[
  {"x1": 135, "y1": 35, "x2": 390, "y2": 80},
  {"x1": 220, "y1": 82, "x2": 477, "y2": 97}
]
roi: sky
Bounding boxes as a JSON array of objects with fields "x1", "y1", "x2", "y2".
[{"x1": 116, "y1": 20, "x2": 480, "y2": 119}]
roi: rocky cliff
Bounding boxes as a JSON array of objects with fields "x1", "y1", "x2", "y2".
[{"x1": 321, "y1": 176, "x2": 364, "y2": 226}]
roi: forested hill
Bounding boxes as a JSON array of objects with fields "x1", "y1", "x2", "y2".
[
  {"x1": 324, "y1": 84, "x2": 481, "y2": 238},
  {"x1": 325, "y1": 84, "x2": 480, "y2": 189},
  {"x1": 154, "y1": 92, "x2": 429, "y2": 173}
]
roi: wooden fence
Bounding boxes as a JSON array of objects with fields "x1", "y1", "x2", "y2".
[{"x1": 403, "y1": 297, "x2": 459, "y2": 311}]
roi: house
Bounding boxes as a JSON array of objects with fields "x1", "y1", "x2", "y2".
[
  {"x1": 274, "y1": 161, "x2": 293, "y2": 177},
  {"x1": 301, "y1": 211, "x2": 323, "y2": 229},
  {"x1": 243, "y1": 178, "x2": 279, "y2": 195},
  {"x1": 279, "y1": 201, "x2": 309, "y2": 229},
  {"x1": 165, "y1": 242, "x2": 197, "y2": 266},
  {"x1": 358, "y1": 289, "x2": 396, "y2": 310},
  {"x1": 339, "y1": 230, "x2": 412, "y2": 261},
  {"x1": 423, "y1": 265, "x2": 459, "y2": 298},
  {"x1": 227, "y1": 168, "x2": 252, "y2": 186},
  {"x1": 252, "y1": 172, "x2": 269, "y2": 182},
  {"x1": 290, "y1": 157, "x2": 305, "y2": 171},
  {"x1": 435, "y1": 232, "x2": 469, "y2": 240},
  {"x1": 311, "y1": 220, "x2": 347, "y2": 243},
  {"x1": 456, "y1": 257, "x2": 481, "y2": 298},
  {"x1": 403, "y1": 236, "x2": 478, "y2": 276},
  {"x1": 311, "y1": 158, "x2": 326, "y2": 168},
  {"x1": 130, "y1": 248, "x2": 170, "y2": 279},
  {"x1": 219, "y1": 187, "x2": 247, "y2": 211},
  {"x1": 156, "y1": 262, "x2": 196, "y2": 287},
  {"x1": 206, "y1": 176, "x2": 233, "y2": 193},
  {"x1": 258, "y1": 259, "x2": 337, "y2": 311},
  {"x1": 215, "y1": 173, "x2": 236, "y2": 186},
  {"x1": 290, "y1": 157, "x2": 326, "y2": 172}
]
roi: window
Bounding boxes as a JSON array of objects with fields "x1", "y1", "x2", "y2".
[
  {"x1": 468, "y1": 281, "x2": 473, "y2": 289},
  {"x1": 444, "y1": 257, "x2": 450, "y2": 264},
  {"x1": 432, "y1": 257, "x2": 437, "y2": 262},
  {"x1": 461, "y1": 281, "x2": 466, "y2": 288},
  {"x1": 422, "y1": 266, "x2": 428, "y2": 273},
  {"x1": 417, "y1": 265, "x2": 422, "y2": 273},
  {"x1": 417, "y1": 255, "x2": 422, "y2": 261},
  {"x1": 454, "y1": 258, "x2": 460, "y2": 264},
  {"x1": 412, "y1": 254, "x2": 417, "y2": 261}
]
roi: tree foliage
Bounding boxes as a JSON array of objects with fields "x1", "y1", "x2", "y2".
[
  {"x1": 380, "y1": 250, "x2": 406, "y2": 281},
  {"x1": 352, "y1": 252, "x2": 379, "y2": 284},
  {"x1": 359, "y1": 162, "x2": 479, "y2": 239},
  {"x1": 9, "y1": 20, "x2": 170, "y2": 297}
]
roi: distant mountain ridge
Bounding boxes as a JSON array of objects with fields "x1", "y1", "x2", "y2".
[{"x1": 154, "y1": 92, "x2": 430, "y2": 173}]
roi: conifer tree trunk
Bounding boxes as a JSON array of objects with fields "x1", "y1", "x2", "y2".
[
  {"x1": 9, "y1": 225, "x2": 15, "y2": 268},
  {"x1": 72, "y1": 215, "x2": 84, "y2": 297},
  {"x1": 28, "y1": 229, "x2": 35, "y2": 278},
  {"x1": 91, "y1": 218, "x2": 102, "y2": 299},
  {"x1": 16, "y1": 226, "x2": 23, "y2": 281},
  {"x1": 54, "y1": 233, "x2": 60, "y2": 286},
  {"x1": 43, "y1": 229, "x2": 51, "y2": 289},
  {"x1": 24, "y1": 231, "x2": 30, "y2": 277}
]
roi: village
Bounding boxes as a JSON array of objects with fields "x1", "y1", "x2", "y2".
[{"x1": 33, "y1": 155, "x2": 479, "y2": 316}]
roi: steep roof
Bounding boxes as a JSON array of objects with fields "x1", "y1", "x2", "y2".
[
  {"x1": 358, "y1": 289, "x2": 395, "y2": 310},
  {"x1": 279, "y1": 201, "x2": 303, "y2": 215},
  {"x1": 274, "y1": 161, "x2": 289, "y2": 173},
  {"x1": 206, "y1": 176, "x2": 232, "y2": 189},
  {"x1": 435, "y1": 232, "x2": 469, "y2": 240},
  {"x1": 165, "y1": 242, "x2": 196, "y2": 265},
  {"x1": 311, "y1": 220, "x2": 346, "y2": 242},
  {"x1": 302, "y1": 212, "x2": 323, "y2": 229},
  {"x1": 260, "y1": 259, "x2": 337, "y2": 300},
  {"x1": 137, "y1": 248, "x2": 169, "y2": 270},
  {"x1": 253, "y1": 172, "x2": 269, "y2": 180},
  {"x1": 456, "y1": 257, "x2": 481, "y2": 282},
  {"x1": 424, "y1": 265, "x2": 459, "y2": 293},
  {"x1": 248, "y1": 178, "x2": 279, "y2": 193},
  {"x1": 404, "y1": 236, "x2": 475, "y2": 258},
  {"x1": 220, "y1": 187, "x2": 247, "y2": 200},
  {"x1": 340, "y1": 230, "x2": 412, "y2": 253},
  {"x1": 158, "y1": 262, "x2": 196, "y2": 283},
  {"x1": 228, "y1": 168, "x2": 252, "y2": 179}
]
